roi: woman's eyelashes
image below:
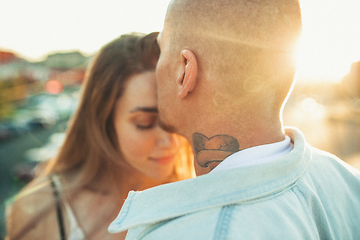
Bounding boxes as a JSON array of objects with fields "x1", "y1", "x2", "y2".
[
  {"x1": 136, "y1": 123, "x2": 155, "y2": 130},
  {"x1": 134, "y1": 114, "x2": 157, "y2": 130}
]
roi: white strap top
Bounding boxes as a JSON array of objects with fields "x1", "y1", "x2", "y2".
[{"x1": 52, "y1": 175, "x2": 86, "y2": 240}]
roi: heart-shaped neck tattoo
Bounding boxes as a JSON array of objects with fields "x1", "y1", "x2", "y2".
[{"x1": 193, "y1": 133, "x2": 240, "y2": 170}]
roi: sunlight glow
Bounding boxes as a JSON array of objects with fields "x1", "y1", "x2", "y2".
[
  {"x1": 301, "y1": 98, "x2": 318, "y2": 112},
  {"x1": 0, "y1": 0, "x2": 359, "y2": 83},
  {"x1": 296, "y1": 0, "x2": 360, "y2": 82},
  {"x1": 0, "y1": 0, "x2": 171, "y2": 61}
]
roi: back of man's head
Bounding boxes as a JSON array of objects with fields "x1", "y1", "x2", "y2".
[
  {"x1": 165, "y1": 0, "x2": 302, "y2": 109},
  {"x1": 156, "y1": 0, "x2": 302, "y2": 166}
]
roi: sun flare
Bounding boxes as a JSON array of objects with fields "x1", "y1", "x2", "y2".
[
  {"x1": 0, "y1": 0, "x2": 359, "y2": 84},
  {"x1": 296, "y1": 0, "x2": 360, "y2": 82}
]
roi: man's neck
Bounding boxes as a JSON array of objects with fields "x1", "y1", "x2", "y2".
[{"x1": 190, "y1": 120, "x2": 285, "y2": 175}]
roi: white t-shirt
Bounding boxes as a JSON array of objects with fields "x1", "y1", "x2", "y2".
[{"x1": 211, "y1": 135, "x2": 293, "y2": 173}]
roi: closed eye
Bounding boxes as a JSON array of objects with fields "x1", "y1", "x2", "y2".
[{"x1": 136, "y1": 123, "x2": 156, "y2": 130}]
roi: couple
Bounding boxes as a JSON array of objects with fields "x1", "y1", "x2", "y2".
[
  {"x1": 110, "y1": 0, "x2": 360, "y2": 239},
  {"x1": 8, "y1": 0, "x2": 360, "y2": 239}
]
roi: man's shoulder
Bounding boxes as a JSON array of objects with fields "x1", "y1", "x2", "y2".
[
  {"x1": 306, "y1": 145, "x2": 360, "y2": 180},
  {"x1": 112, "y1": 128, "x2": 360, "y2": 239},
  {"x1": 124, "y1": 199, "x2": 319, "y2": 240}
]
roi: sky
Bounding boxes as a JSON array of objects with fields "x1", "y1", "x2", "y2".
[{"x1": 1, "y1": 0, "x2": 360, "y2": 83}]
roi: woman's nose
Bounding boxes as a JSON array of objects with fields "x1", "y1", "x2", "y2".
[{"x1": 157, "y1": 129, "x2": 177, "y2": 149}]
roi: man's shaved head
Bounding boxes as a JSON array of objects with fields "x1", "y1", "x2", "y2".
[
  {"x1": 166, "y1": 0, "x2": 301, "y2": 51},
  {"x1": 162, "y1": 0, "x2": 302, "y2": 106},
  {"x1": 156, "y1": 0, "x2": 302, "y2": 139}
]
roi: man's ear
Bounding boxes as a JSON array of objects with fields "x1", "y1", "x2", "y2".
[{"x1": 177, "y1": 49, "x2": 198, "y2": 99}]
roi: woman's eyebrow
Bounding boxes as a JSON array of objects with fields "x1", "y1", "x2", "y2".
[{"x1": 130, "y1": 107, "x2": 158, "y2": 113}]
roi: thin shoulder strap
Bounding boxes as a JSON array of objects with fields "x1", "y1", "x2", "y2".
[{"x1": 49, "y1": 175, "x2": 66, "y2": 240}]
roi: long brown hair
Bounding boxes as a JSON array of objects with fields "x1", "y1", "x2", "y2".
[
  {"x1": 6, "y1": 32, "x2": 194, "y2": 240},
  {"x1": 44, "y1": 32, "x2": 194, "y2": 190}
]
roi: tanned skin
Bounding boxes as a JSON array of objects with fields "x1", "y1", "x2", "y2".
[
  {"x1": 193, "y1": 133, "x2": 240, "y2": 171},
  {"x1": 155, "y1": 0, "x2": 302, "y2": 176}
]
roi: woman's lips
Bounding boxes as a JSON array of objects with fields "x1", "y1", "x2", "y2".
[{"x1": 150, "y1": 155, "x2": 175, "y2": 165}]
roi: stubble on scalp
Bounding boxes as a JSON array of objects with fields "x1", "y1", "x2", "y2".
[
  {"x1": 165, "y1": 0, "x2": 302, "y2": 174},
  {"x1": 166, "y1": 0, "x2": 302, "y2": 110},
  {"x1": 167, "y1": 0, "x2": 302, "y2": 47},
  {"x1": 166, "y1": 0, "x2": 302, "y2": 78}
]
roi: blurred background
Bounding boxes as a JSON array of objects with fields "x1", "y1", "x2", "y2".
[{"x1": 1, "y1": 0, "x2": 360, "y2": 238}]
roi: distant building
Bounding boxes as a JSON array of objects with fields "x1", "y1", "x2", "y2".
[
  {"x1": 0, "y1": 56, "x2": 50, "y2": 82},
  {"x1": 49, "y1": 68, "x2": 86, "y2": 85},
  {"x1": 0, "y1": 51, "x2": 20, "y2": 64},
  {"x1": 0, "y1": 51, "x2": 26, "y2": 80},
  {"x1": 0, "y1": 50, "x2": 90, "y2": 84},
  {"x1": 42, "y1": 51, "x2": 89, "y2": 69},
  {"x1": 0, "y1": 49, "x2": 89, "y2": 119}
]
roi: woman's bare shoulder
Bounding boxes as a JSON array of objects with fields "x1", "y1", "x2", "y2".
[
  {"x1": 11, "y1": 176, "x2": 54, "y2": 208},
  {"x1": 6, "y1": 176, "x2": 59, "y2": 239}
]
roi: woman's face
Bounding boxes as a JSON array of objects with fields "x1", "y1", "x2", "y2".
[{"x1": 113, "y1": 71, "x2": 180, "y2": 180}]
